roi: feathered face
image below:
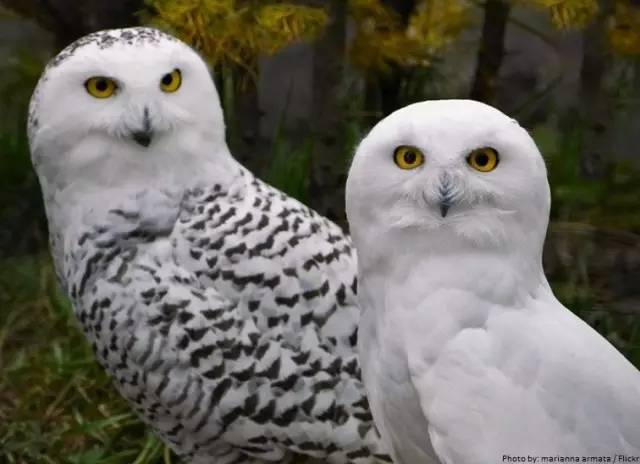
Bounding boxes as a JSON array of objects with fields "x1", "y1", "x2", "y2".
[
  {"x1": 28, "y1": 28, "x2": 226, "y2": 189},
  {"x1": 346, "y1": 100, "x2": 551, "y2": 253}
]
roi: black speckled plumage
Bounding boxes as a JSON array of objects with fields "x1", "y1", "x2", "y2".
[
  {"x1": 60, "y1": 169, "x2": 390, "y2": 464},
  {"x1": 28, "y1": 26, "x2": 391, "y2": 464}
]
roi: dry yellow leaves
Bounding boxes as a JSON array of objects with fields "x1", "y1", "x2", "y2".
[
  {"x1": 524, "y1": 0, "x2": 599, "y2": 29},
  {"x1": 349, "y1": 0, "x2": 469, "y2": 74},
  {"x1": 145, "y1": 0, "x2": 327, "y2": 74},
  {"x1": 608, "y1": 1, "x2": 640, "y2": 56}
]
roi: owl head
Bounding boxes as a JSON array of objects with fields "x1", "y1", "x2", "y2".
[
  {"x1": 346, "y1": 100, "x2": 551, "y2": 262},
  {"x1": 28, "y1": 27, "x2": 229, "y2": 191}
]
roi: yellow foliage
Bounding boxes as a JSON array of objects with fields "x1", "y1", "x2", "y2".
[
  {"x1": 145, "y1": 0, "x2": 327, "y2": 75},
  {"x1": 524, "y1": 0, "x2": 599, "y2": 29},
  {"x1": 349, "y1": 0, "x2": 397, "y2": 23},
  {"x1": 608, "y1": 1, "x2": 640, "y2": 56},
  {"x1": 409, "y1": 1, "x2": 470, "y2": 56},
  {"x1": 349, "y1": 0, "x2": 470, "y2": 74}
]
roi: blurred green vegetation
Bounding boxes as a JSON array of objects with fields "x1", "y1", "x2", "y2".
[
  {"x1": 0, "y1": 48, "x2": 48, "y2": 260},
  {"x1": 0, "y1": 256, "x2": 173, "y2": 464},
  {"x1": 535, "y1": 123, "x2": 640, "y2": 230},
  {"x1": 1, "y1": 0, "x2": 640, "y2": 462}
]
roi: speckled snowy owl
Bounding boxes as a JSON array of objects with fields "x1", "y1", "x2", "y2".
[
  {"x1": 28, "y1": 27, "x2": 390, "y2": 464},
  {"x1": 346, "y1": 100, "x2": 640, "y2": 464}
]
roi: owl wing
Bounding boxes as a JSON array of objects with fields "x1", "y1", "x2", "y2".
[
  {"x1": 406, "y1": 297, "x2": 640, "y2": 464},
  {"x1": 72, "y1": 173, "x2": 390, "y2": 463},
  {"x1": 82, "y1": 254, "x2": 383, "y2": 462}
]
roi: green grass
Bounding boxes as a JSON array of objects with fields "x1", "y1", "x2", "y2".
[
  {"x1": 263, "y1": 137, "x2": 313, "y2": 205},
  {"x1": 0, "y1": 255, "x2": 176, "y2": 464}
]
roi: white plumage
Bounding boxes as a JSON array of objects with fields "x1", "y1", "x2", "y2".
[
  {"x1": 28, "y1": 27, "x2": 390, "y2": 464},
  {"x1": 345, "y1": 99, "x2": 640, "y2": 464}
]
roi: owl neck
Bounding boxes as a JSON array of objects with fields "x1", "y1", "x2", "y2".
[
  {"x1": 356, "y1": 224, "x2": 551, "y2": 315},
  {"x1": 32, "y1": 112, "x2": 241, "y2": 195},
  {"x1": 39, "y1": 133, "x2": 246, "y2": 261},
  {"x1": 39, "y1": 129, "x2": 243, "y2": 209}
]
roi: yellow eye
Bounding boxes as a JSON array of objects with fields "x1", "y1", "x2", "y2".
[
  {"x1": 467, "y1": 147, "x2": 499, "y2": 172},
  {"x1": 393, "y1": 146, "x2": 424, "y2": 170},
  {"x1": 160, "y1": 69, "x2": 182, "y2": 93},
  {"x1": 85, "y1": 77, "x2": 117, "y2": 99}
]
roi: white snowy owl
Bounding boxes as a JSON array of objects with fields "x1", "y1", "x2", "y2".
[
  {"x1": 345, "y1": 100, "x2": 640, "y2": 464},
  {"x1": 28, "y1": 27, "x2": 390, "y2": 464}
]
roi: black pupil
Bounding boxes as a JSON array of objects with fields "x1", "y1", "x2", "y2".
[
  {"x1": 95, "y1": 79, "x2": 108, "y2": 92},
  {"x1": 162, "y1": 73, "x2": 173, "y2": 86},
  {"x1": 475, "y1": 152, "x2": 489, "y2": 166},
  {"x1": 404, "y1": 151, "x2": 417, "y2": 164}
]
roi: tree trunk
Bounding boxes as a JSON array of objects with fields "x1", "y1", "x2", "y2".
[
  {"x1": 577, "y1": 5, "x2": 614, "y2": 179},
  {"x1": 378, "y1": 66, "x2": 408, "y2": 116},
  {"x1": 469, "y1": 0, "x2": 511, "y2": 104},
  {"x1": 229, "y1": 67, "x2": 262, "y2": 174},
  {"x1": 364, "y1": 0, "x2": 418, "y2": 119},
  {"x1": 308, "y1": 0, "x2": 348, "y2": 226},
  {"x1": 381, "y1": 0, "x2": 416, "y2": 20}
]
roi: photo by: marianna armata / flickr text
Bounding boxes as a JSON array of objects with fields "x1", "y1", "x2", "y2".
[{"x1": 503, "y1": 455, "x2": 640, "y2": 463}]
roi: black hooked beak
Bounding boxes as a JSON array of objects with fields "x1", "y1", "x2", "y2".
[
  {"x1": 132, "y1": 130, "x2": 153, "y2": 147},
  {"x1": 131, "y1": 107, "x2": 153, "y2": 148},
  {"x1": 440, "y1": 201, "x2": 452, "y2": 218},
  {"x1": 438, "y1": 173, "x2": 455, "y2": 218}
]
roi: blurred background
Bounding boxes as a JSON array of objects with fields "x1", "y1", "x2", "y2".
[{"x1": 0, "y1": 0, "x2": 639, "y2": 462}]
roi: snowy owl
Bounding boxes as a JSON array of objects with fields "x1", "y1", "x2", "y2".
[
  {"x1": 28, "y1": 27, "x2": 390, "y2": 464},
  {"x1": 345, "y1": 100, "x2": 640, "y2": 464}
]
